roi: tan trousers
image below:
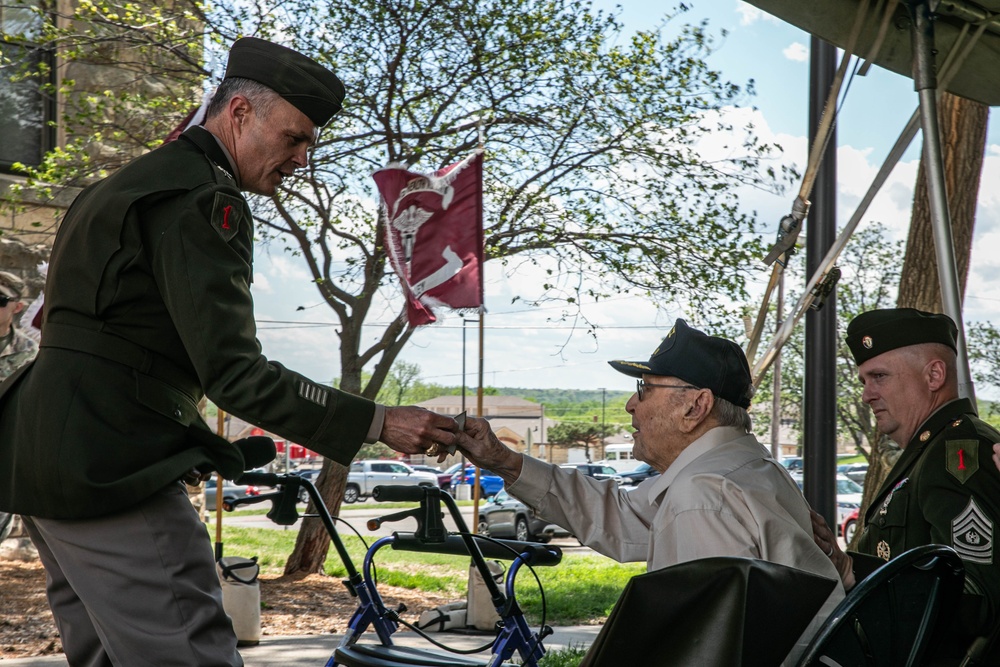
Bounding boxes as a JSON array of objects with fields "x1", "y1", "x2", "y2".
[{"x1": 24, "y1": 483, "x2": 241, "y2": 667}]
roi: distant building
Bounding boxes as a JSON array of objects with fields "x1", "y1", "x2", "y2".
[{"x1": 413, "y1": 395, "x2": 557, "y2": 462}]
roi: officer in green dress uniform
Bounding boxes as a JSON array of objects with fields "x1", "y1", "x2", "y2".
[
  {"x1": 814, "y1": 308, "x2": 1000, "y2": 663},
  {"x1": 0, "y1": 38, "x2": 459, "y2": 666}
]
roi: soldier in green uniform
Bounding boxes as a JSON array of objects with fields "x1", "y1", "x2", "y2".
[
  {"x1": 813, "y1": 308, "x2": 1000, "y2": 663},
  {"x1": 0, "y1": 38, "x2": 459, "y2": 666},
  {"x1": 0, "y1": 271, "x2": 38, "y2": 381}
]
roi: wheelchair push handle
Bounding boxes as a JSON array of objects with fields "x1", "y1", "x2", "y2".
[
  {"x1": 372, "y1": 485, "x2": 427, "y2": 503},
  {"x1": 235, "y1": 470, "x2": 281, "y2": 487}
]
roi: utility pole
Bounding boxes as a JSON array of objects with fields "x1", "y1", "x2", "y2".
[{"x1": 600, "y1": 387, "x2": 606, "y2": 455}]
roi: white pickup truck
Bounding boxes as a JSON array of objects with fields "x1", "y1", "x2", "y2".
[{"x1": 344, "y1": 460, "x2": 438, "y2": 504}]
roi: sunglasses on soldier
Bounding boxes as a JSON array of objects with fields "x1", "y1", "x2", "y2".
[{"x1": 0, "y1": 294, "x2": 20, "y2": 308}]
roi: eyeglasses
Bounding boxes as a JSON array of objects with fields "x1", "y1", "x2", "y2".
[
  {"x1": 0, "y1": 295, "x2": 20, "y2": 308},
  {"x1": 636, "y1": 378, "x2": 698, "y2": 401}
]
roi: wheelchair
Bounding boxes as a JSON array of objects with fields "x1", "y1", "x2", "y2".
[{"x1": 228, "y1": 470, "x2": 562, "y2": 667}]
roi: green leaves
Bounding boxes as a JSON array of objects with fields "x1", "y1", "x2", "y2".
[{"x1": 12, "y1": 0, "x2": 791, "y2": 401}]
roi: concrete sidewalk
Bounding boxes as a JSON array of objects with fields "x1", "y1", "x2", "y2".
[{"x1": 0, "y1": 626, "x2": 601, "y2": 666}]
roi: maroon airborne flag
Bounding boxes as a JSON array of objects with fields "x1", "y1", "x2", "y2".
[{"x1": 373, "y1": 151, "x2": 484, "y2": 326}]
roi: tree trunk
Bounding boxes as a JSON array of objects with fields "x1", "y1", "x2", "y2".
[
  {"x1": 896, "y1": 92, "x2": 987, "y2": 311},
  {"x1": 282, "y1": 325, "x2": 412, "y2": 573},
  {"x1": 283, "y1": 458, "x2": 347, "y2": 576},
  {"x1": 856, "y1": 92, "x2": 987, "y2": 537}
]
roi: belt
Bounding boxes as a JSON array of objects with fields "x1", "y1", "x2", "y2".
[{"x1": 40, "y1": 321, "x2": 201, "y2": 399}]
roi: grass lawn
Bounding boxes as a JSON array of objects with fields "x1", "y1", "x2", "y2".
[{"x1": 220, "y1": 525, "x2": 642, "y2": 626}]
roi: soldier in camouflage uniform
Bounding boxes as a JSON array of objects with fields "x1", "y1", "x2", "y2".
[
  {"x1": 814, "y1": 308, "x2": 1000, "y2": 663},
  {"x1": 0, "y1": 271, "x2": 38, "y2": 381},
  {"x1": 0, "y1": 38, "x2": 459, "y2": 666}
]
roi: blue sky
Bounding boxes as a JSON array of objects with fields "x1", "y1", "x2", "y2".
[{"x1": 248, "y1": 1, "x2": 1000, "y2": 396}]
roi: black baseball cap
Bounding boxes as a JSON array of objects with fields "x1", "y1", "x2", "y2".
[
  {"x1": 225, "y1": 37, "x2": 346, "y2": 127},
  {"x1": 608, "y1": 318, "x2": 753, "y2": 409},
  {"x1": 846, "y1": 308, "x2": 958, "y2": 366}
]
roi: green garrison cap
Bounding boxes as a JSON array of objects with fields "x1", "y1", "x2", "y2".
[
  {"x1": 225, "y1": 37, "x2": 345, "y2": 127},
  {"x1": 608, "y1": 318, "x2": 754, "y2": 408},
  {"x1": 846, "y1": 308, "x2": 958, "y2": 366}
]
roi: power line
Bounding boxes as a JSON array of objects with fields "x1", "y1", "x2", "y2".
[{"x1": 256, "y1": 320, "x2": 665, "y2": 331}]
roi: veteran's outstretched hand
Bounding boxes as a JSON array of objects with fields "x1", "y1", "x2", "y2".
[{"x1": 453, "y1": 416, "x2": 524, "y2": 486}]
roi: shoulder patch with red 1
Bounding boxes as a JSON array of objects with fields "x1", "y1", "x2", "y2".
[{"x1": 212, "y1": 193, "x2": 245, "y2": 242}]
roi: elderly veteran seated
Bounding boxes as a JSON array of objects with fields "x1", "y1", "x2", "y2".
[{"x1": 453, "y1": 318, "x2": 844, "y2": 663}]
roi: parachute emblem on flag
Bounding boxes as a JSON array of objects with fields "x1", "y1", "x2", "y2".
[{"x1": 373, "y1": 151, "x2": 484, "y2": 326}]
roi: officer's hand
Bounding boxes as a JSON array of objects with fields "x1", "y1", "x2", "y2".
[
  {"x1": 182, "y1": 468, "x2": 213, "y2": 486},
  {"x1": 380, "y1": 406, "x2": 458, "y2": 456},
  {"x1": 453, "y1": 417, "x2": 523, "y2": 485},
  {"x1": 810, "y1": 508, "x2": 856, "y2": 590}
]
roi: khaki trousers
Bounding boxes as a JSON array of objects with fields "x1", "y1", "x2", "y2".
[{"x1": 24, "y1": 483, "x2": 241, "y2": 667}]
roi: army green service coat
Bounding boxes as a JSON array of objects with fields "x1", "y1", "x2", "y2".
[
  {"x1": 853, "y1": 398, "x2": 1000, "y2": 660},
  {"x1": 0, "y1": 127, "x2": 374, "y2": 519}
]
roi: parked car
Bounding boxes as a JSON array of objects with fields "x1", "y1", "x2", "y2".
[
  {"x1": 837, "y1": 463, "x2": 869, "y2": 486},
  {"x1": 780, "y1": 456, "x2": 804, "y2": 472},
  {"x1": 617, "y1": 462, "x2": 660, "y2": 486},
  {"x1": 841, "y1": 507, "x2": 860, "y2": 542},
  {"x1": 453, "y1": 467, "x2": 505, "y2": 498},
  {"x1": 411, "y1": 464, "x2": 443, "y2": 476},
  {"x1": 478, "y1": 489, "x2": 563, "y2": 542},
  {"x1": 345, "y1": 460, "x2": 438, "y2": 504},
  {"x1": 293, "y1": 468, "x2": 322, "y2": 503},
  {"x1": 790, "y1": 473, "x2": 863, "y2": 531},
  {"x1": 438, "y1": 462, "x2": 464, "y2": 491},
  {"x1": 835, "y1": 475, "x2": 864, "y2": 529},
  {"x1": 205, "y1": 478, "x2": 257, "y2": 511},
  {"x1": 559, "y1": 463, "x2": 623, "y2": 484},
  {"x1": 409, "y1": 464, "x2": 454, "y2": 490}
]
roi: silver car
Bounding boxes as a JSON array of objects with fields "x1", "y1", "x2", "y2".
[
  {"x1": 478, "y1": 489, "x2": 560, "y2": 543},
  {"x1": 204, "y1": 478, "x2": 256, "y2": 511}
]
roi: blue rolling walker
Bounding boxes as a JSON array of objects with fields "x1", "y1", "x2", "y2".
[{"x1": 230, "y1": 472, "x2": 562, "y2": 667}]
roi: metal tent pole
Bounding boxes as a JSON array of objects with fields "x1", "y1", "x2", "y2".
[{"x1": 908, "y1": 0, "x2": 976, "y2": 405}]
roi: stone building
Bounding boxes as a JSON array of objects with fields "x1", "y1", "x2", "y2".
[
  {"x1": 414, "y1": 395, "x2": 558, "y2": 461},
  {"x1": 1, "y1": 1, "x2": 202, "y2": 296}
]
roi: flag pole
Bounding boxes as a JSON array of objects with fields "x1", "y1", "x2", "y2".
[
  {"x1": 472, "y1": 307, "x2": 486, "y2": 532},
  {"x1": 472, "y1": 121, "x2": 486, "y2": 533}
]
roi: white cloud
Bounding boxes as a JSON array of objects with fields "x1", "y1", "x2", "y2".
[
  {"x1": 252, "y1": 272, "x2": 272, "y2": 294},
  {"x1": 735, "y1": 3, "x2": 777, "y2": 26},
  {"x1": 835, "y1": 143, "x2": 918, "y2": 242},
  {"x1": 783, "y1": 42, "x2": 809, "y2": 62}
]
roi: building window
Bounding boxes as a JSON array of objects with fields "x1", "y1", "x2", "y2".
[{"x1": 0, "y1": 1, "x2": 55, "y2": 171}]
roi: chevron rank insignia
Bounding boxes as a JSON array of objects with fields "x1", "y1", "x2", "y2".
[
  {"x1": 946, "y1": 440, "x2": 979, "y2": 484},
  {"x1": 952, "y1": 498, "x2": 993, "y2": 564},
  {"x1": 211, "y1": 193, "x2": 244, "y2": 242}
]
